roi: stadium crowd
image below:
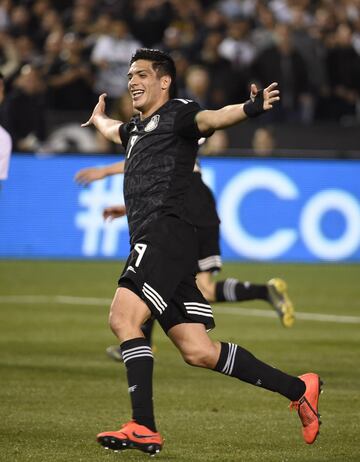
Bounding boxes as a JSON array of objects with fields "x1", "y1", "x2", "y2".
[{"x1": 0, "y1": 0, "x2": 359, "y2": 152}]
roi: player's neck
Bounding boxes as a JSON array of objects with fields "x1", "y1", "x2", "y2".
[{"x1": 140, "y1": 97, "x2": 170, "y2": 120}]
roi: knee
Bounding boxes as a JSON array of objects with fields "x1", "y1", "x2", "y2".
[
  {"x1": 182, "y1": 345, "x2": 217, "y2": 369},
  {"x1": 108, "y1": 299, "x2": 134, "y2": 339},
  {"x1": 108, "y1": 304, "x2": 126, "y2": 337}
]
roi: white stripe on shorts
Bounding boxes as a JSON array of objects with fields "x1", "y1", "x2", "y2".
[
  {"x1": 142, "y1": 287, "x2": 164, "y2": 314},
  {"x1": 143, "y1": 283, "x2": 167, "y2": 309}
]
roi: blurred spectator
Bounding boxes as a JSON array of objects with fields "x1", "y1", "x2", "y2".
[
  {"x1": 0, "y1": 31, "x2": 19, "y2": 79},
  {"x1": 219, "y1": 17, "x2": 256, "y2": 69},
  {"x1": 290, "y1": 5, "x2": 329, "y2": 104},
  {"x1": 1, "y1": 64, "x2": 46, "y2": 151},
  {"x1": 41, "y1": 123, "x2": 99, "y2": 153},
  {"x1": 199, "y1": 30, "x2": 245, "y2": 107},
  {"x1": 91, "y1": 19, "x2": 140, "y2": 105},
  {"x1": 252, "y1": 23, "x2": 311, "y2": 122},
  {"x1": 0, "y1": 0, "x2": 12, "y2": 31},
  {"x1": 217, "y1": 0, "x2": 256, "y2": 20},
  {"x1": 45, "y1": 32, "x2": 96, "y2": 111},
  {"x1": 326, "y1": 22, "x2": 360, "y2": 121},
  {"x1": 252, "y1": 127, "x2": 275, "y2": 157},
  {"x1": 66, "y1": 2, "x2": 94, "y2": 38},
  {"x1": 252, "y1": 2, "x2": 277, "y2": 52},
  {"x1": 124, "y1": 0, "x2": 174, "y2": 48},
  {"x1": 14, "y1": 35, "x2": 40, "y2": 68},
  {"x1": 0, "y1": 0, "x2": 358, "y2": 153},
  {"x1": 184, "y1": 65, "x2": 211, "y2": 107},
  {"x1": 172, "y1": 50, "x2": 190, "y2": 96},
  {"x1": 199, "y1": 129, "x2": 229, "y2": 155},
  {"x1": 0, "y1": 71, "x2": 12, "y2": 182},
  {"x1": 8, "y1": 4, "x2": 33, "y2": 37},
  {"x1": 33, "y1": 7, "x2": 64, "y2": 50}
]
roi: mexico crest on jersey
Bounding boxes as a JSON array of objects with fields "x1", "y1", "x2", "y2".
[{"x1": 144, "y1": 114, "x2": 160, "y2": 132}]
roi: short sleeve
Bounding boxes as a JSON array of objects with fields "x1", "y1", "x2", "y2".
[
  {"x1": 119, "y1": 122, "x2": 131, "y2": 148},
  {"x1": 174, "y1": 100, "x2": 206, "y2": 139}
]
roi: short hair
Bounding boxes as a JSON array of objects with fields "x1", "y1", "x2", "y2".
[{"x1": 130, "y1": 48, "x2": 177, "y2": 98}]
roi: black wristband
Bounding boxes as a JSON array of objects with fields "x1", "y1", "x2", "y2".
[{"x1": 243, "y1": 90, "x2": 265, "y2": 118}]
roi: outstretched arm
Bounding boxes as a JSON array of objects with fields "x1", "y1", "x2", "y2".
[
  {"x1": 81, "y1": 93, "x2": 123, "y2": 144},
  {"x1": 195, "y1": 82, "x2": 280, "y2": 134},
  {"x1": 75, "y1": 161, "x2": 125, "y2": 186}
]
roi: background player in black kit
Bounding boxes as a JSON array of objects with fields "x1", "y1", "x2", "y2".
[{"x1": 81, "y1": 49, "x2": 322, "y2": 455}]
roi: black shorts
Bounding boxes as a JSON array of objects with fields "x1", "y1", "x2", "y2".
[
  {"x1": 196, "y1": 225, "x2": 222, "y2": 274},
  {"x1": 118, "y1": 216, "x2": 215, "y2": 333}
]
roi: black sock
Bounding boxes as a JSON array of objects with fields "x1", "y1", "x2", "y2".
[
  {"x1": 215, "y1": 279, "x2": 268, "y2": 302},
  {"x1": 214, "y1": 342, "x2": 306, "y2": 401},
  {"x1": 120, "y1": 337, "x2": 156, "y2": 432},
  {"x1": 141, "y1": 317, "x2": 155, "y2": 345}
]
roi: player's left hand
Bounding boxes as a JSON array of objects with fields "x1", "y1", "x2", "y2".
[
  {"x1": 75, "y1": 167, "x2": 106, "y2": 186},
  {"x1": 250, "y1": 82, "x2": 280, "y2": 111}
]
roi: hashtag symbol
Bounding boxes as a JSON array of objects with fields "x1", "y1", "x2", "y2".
[{"x1": 75, "y1": 175, "x2": 128, "y2": 256}]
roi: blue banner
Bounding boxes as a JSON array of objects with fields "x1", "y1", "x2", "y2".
[{"x1": 1, "y1": 155, "x2": 360, "y2": 261}]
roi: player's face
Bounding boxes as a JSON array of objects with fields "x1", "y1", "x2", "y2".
[{"x1": 127, "y1": 59, "x2": 168, "y2": 117}]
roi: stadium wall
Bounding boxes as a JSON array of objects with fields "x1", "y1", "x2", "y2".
[{"x1": 1, "y1": 155, "x2": 359, "y2": 262}]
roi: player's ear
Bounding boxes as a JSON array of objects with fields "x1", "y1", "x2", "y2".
[{"x1": 161, "y1": 75, "x2": 171, "y2": 92}]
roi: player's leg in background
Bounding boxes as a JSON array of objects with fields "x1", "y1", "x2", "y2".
[
  {"x1": 168, "y1": 322, "x2": 322, "y2": 445},
  {"x1": 195, "y1": 225, "x2": 295, "y2": 327},
  {"x1": 196, "y1": 271, "x2": 295, "y2": 327}
]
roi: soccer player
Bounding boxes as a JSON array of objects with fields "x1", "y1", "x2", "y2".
[
  {"x1": 76, "y1": 159, "x2": 295, "y2": 360},
  {"x1": 76, "y1": 159, "x2": 295, "y2": 327},
  {"x1": 81, "y1": 48, "x2": 322, "y2": 455}
]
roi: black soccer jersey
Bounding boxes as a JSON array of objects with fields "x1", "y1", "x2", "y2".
[
  {"x1": 184, "y1": 171, "x2": 220, "y2": 227},
  {"x1": 119, "y1": 98, "x2": 205, "y2": 243}
]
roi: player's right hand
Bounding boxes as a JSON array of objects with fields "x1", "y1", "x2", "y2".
[{"x1": 81, "y1": 93, "x2": 107, "y2": 127}]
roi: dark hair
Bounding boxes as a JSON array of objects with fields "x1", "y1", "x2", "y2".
[
  {"x1": 130, "y1": 48, "x2": 177, "y2": 98},
  {"x1": 0, "y1": 72, "x2": 4, "y2": 80}
]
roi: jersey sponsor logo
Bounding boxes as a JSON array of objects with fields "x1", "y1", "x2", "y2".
[
  {"x1": 126, "y1": 265, "x2": 136, "y2": 274},
  {"x1": 144, "y1": 114, "x2": 160, "y2": 132}
]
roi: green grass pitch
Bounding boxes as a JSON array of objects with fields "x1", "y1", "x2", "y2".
[{"x1": 0, "y1": 261, "x2": 359, "y2": 461}]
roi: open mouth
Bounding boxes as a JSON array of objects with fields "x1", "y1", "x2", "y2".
[{"x1": 131, "y1": 89, "x2": 145, "y2": 101}]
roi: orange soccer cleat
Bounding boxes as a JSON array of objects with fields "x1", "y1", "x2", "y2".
[
  {"x1": 290, "y1": 372, "x2": 323, "y2": 444},
  {"x1": 97, "y1": 420, "x2": 164, "y2": 455}
]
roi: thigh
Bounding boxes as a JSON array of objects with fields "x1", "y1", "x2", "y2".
[{"x1": 110, "y1": 287, "x2": 151, "y2": 326}]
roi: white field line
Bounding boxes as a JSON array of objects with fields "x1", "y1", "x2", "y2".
[{"x1": 0, "y1": 295, "x2": 359, "y2": 325}]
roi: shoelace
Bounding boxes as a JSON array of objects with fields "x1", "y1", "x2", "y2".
[{"x1": 290, "y1": 397, "x2": 317, "y2": 427}]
